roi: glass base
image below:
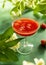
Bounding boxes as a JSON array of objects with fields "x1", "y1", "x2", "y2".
[{"x1": 17, "y1": 44, "x2": 34, "y2": 55}]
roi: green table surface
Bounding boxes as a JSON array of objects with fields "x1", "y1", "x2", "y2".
[{"x1": 0, "y1": 7, "x2": 46, "y2": 65}]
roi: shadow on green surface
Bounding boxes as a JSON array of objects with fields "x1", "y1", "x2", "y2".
[
  {"x1": 38, "y1": 44, "x2": 46, "y2": 54},
  {"x1": 38, "y1": 28, "x2": 45, "y2": 33}
]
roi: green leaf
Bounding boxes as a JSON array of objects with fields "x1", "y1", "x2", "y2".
[
  {"x1": 8, "y1": 0, "x2": 12, "y2": 2},
  {"x1": 0, "y1": 47, "x2": 18, "y2": 62},
  {"x1": 0, "y1": 26, "x2": 14, "y2": 41},
  {"x1": 22, "y1": 7, "x2": 33, "y2": 15},
  {"x1": 34, "y1": 4, "x2": 46, "y2": 14},
  {"x1": 2, "y1": 0, "x2": 6, "y2": 8},
  {"x1": 10, "y1": 7, "x2": 20, "y2": 16},
  {"x1": 5, "y1": 38, "x2": 23, "y2": 47},
  {"x1": 0, "y1": 41, "x2": 5, "y2": 47},
  {"x1": 0, "y1": 34, "x2": 2, "y2": 40},
  {"x1": 40, "y1": 0, "x2": 46, "y2": 3},
  {"x1": 3, "y1": 48, "x2": 18, "y2": 61},
  {"x1": 0, "y1": 52, "x2": 8, "y2": 62},
  {"x1": 20, "y1": 1, "x2": 25, "y2": 11},
  {"x1": 11, "y1": 7, "x2": 18, "y2": 12},
  {"x1": 33, "y1": 13, "x2": 40, "y2": 19}
]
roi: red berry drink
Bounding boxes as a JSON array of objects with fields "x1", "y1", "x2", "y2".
[
  {"x1": 12, "y1": 18, "x2": 39, "y2": 36},
  {"x1": 12, "y1": 18, "x2": 40, "y2": 54}
]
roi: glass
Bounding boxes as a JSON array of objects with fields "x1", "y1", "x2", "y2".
[
  {"x1": 12, "y1": 18, "x2": 40, "y2": 55},
  {"x1": 17, "y1": 36, "x2": 34, "y2": 55}
]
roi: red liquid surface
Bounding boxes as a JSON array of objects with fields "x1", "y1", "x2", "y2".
[{"x1": 12, "y1": 18, "x2": 39, "y2": 36}]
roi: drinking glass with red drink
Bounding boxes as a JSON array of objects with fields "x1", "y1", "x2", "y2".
[{"x1": 12, "y1": 18, "x2": 40, "y2": 54}]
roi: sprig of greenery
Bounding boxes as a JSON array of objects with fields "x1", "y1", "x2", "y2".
[
  {"x1": 2, "y1": 0, "x2": 46, "y2": 18},
  {"x1": 0, "y1": 26, "x2": 23, "y2": 62},
  {"x1": 0, "y1": 26, "x2": 14, "y2": 41}
]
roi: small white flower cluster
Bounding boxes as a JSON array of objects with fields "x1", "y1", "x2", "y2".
[
  {"x1": 6, "y1": 33, "x2": 17, "y2": 42},
  {"x1": 6, "y1": 33, "x2": 20, "y2": 50},
  {"x1": 23, "y1": 58, "x2": 45, "y2": 65},
  {"x1": 23, "y1": 61, "x2": 34, "y2": 65}
]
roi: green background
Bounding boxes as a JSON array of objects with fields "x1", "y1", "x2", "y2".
[{"x1": 0, "y1": 6, "x2": 46, "y2": 65}]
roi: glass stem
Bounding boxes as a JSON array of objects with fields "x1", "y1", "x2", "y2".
[{"x1": 24, "y1": 37, "x2": 28, "y2": 47}]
